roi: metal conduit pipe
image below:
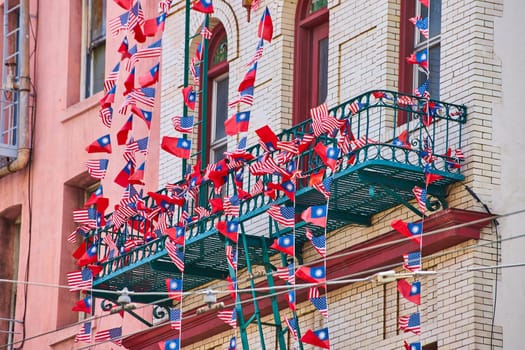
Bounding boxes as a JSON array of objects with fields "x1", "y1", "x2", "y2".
[{"x1": 0, "y1": 0, "x2": 31, "y2": 178}]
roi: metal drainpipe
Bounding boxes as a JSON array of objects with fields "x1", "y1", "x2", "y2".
[{"x1": 0, "y1": 0, "x2": 31, "y2": 178}]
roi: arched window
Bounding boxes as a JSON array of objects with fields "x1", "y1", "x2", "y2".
[
  {"x1": 293, "y1": 0, "x2": 329, "y2": 124},
  {"x1": 200, "y1": 23, "x2": 229, "y2": 166}
]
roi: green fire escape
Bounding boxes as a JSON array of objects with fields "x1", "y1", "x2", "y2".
[{"x1": 89, "y1": 3, "x2": 467, "y2": 349}]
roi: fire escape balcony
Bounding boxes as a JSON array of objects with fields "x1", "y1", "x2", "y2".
[{"x1": 90, "y1": 90, "x2": 467, "y2": 306}]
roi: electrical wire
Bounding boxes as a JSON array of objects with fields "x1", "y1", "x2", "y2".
[{"x1": 1, "y1": 208, "x2": 524, "y2": 348}]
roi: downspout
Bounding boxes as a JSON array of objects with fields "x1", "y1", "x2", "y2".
[{"x1": 0, "y1": 0, "x2": 31, "y2": 178}]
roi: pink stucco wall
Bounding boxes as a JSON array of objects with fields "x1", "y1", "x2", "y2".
[{"x1": 0, "y1": 1, "x2": 161, "y2": 348}]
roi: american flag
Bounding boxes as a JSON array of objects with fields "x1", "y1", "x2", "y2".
[
  {"x1": 95, "y1": 327, "x2": 123, "y2": 345},
  {"x1": 169, "y1": 308, "x2": 182, "y2": 330},
  {"x1": 399, "y1": 312, "x2": 421, "y2": 335},
  {"x1": 217, "y1": 309, "x2": 237, "y2": 328},
  {"x1": 414, "y1": 79, "x2": 430, "y2": 98},
  {"x1": 228, "y1": 87, "x2": 254, "y2": 108},
  {"x1": 313, "y1": 176, "x2": 333, "y2": 200},
  {"x1": 159, "y1": 0, "x2": 172, "y2": 13},
  {"x1": 126, "y1": 40, "x2": 162, "y2": 71},
  {"x1": 126, "y1": 87, "x2": 156, "y2": 108},
  {"x1": 104, "y1": 62, "x2": 120, "y2": 93},
  {"x1": 201, "y1": 22, "x2": 212, "y2": 39},
  {"x1": 267, "y1": 205, "x2": 295, "y2": 227},
  {"x1": 274, "y1": 263, "x2": 295, "y2": 284},
  {"x1": 67, "y1": 269, "x2": 93, "y2": 291},
  {"x1": 99, "y1": 106, "x2": 113, "y2": 128},
  {"x1": 412, "y1": 186, "x2": 427, "y2": 214},
  {"x1": 172, "y1": 115, "x2": 194, "y2": 133},
  {"x1": 165, "y1": 238, "x2": 185, "y2": 272},
  {"x1": 246, "y1": 39, "x2": 264, "y2": 66},
  {"x1": 454, "y1": 148, "x2": 465, "y2": 160},
  {"x1": 86, "y1": 159, "x2": 109, "y2": 179},
  {"x1": 226, "y1": 245, "x2": 238, "y2": 270},
  {"x1": 348, "y1": 100, "x2": 362, "y2": 114},
  {"x1": 403, "y1": 251, "x2": 421, "y2": 272},
  {"x1": 284, "y1": 316, "x2": 298, "y2": 340},
  {"x1": 127, "y1": 1, "x2": 144, "y2": 32},
  {"x1": 310, "y1": 103, "x2": 342, "y2": 136},
  {"x1": 249, "y1": 154, "x2": 286, "y2": 176},
  {"x1": 409, "y1": 16, "x2": 429, "y2": 39},
  {"x1": 305, "y1": 229, "x2": 326, "y2": 257},
  {"x1": 224, "y1": 196, "x2": 240, "y2": 217},
  {"x1": 189, "y1": 57, "x2": 200, "y2": 86},
  {"x1": 73, "y1": 208, "x2": 98, "y2": 226},
  {"x1": 308, "y1": 286, "x2": 320, "y2": 299},
  {"x1": 250, "y1": 179, "x2": 264, "y2": 197},
  {"x1": 103, "y1": 234, "x2": 119, "y2": 259},
  {"x1": 194, "y1": 206, "x2": 211, "y2": 219},
  {"x1": 74, "y1": 322, "x2": 92, "y2": 343},
  {"x1": 276, "y1": 140, "x2": 299, "y2": 154},
  {"x1": 397, "y1": 95, "x2": 416, "y2": 106},
  {"x1": 310, "y1": 296, "x2": 328, "y2": 318},
  {"x1": 108, "y1": 12, "x2": 129, "y2": 37}
]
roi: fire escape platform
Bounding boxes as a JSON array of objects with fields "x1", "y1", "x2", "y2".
[{"x1": 92, "y1": 90, "x2": 467, "y2": 307}]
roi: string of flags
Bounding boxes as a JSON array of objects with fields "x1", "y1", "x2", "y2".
[{"x1": 64, "y1": 0, "x2": 468, "y2": 348}]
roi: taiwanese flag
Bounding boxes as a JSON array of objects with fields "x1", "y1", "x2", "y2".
[
  {"x1": 72, "y1": 295, "x2": 92, "y2": 314},
  {"x1": 392, "y1": 130, "x2": 411, "y2": 148},
  {"x1": 404, "y1": 341, "x2": 422, "y2": 350},
  {"x1": 257, "y1": 7, "x2": 273, "y2": 43},
  {"x1": 224, "y1": 111, "x2": 250, "y2": 136},
  {"x1": 148, "y1": 191, "x2": 185, "y2": 210},
  {"x1": 114, "y1": 160, "x2": 134, "y2": 188},
  {"x1": 287, "y1": 290, "x2": 296, "y2": 311},
  {"x1": 84, "y1": 184, "x2": 104, "y2": 207},
  {"x1": 128, "y1": 161, "x2": 145, "y2": 185},
  {"x1": 314, "y1": 143, "x2": 340, "y2": 171},
  {"x1": 270, "y1": 234, "x2": 294, "y2": 256},
  {"x1": 182, "y1": 86, "x2": 197, "y2": 110},
  {"x1": 391, "y1": 219, "x2": 423, "y2": 244},
  {"x1": 295, "y1": 265, "x2": 326, "y2": 283},
  {"x1": 425, "y1": 165, "x2": 443, "y2": 187},
  {"x1": 215, "y1": 220, "x2": 239, "y2": 243},
  {"x1": 165, "y1": 226, "x2": 185, "y2": 245},
  {"x1": 192, "y1": 0, "x2": 214, "y2": 13},
  {"x1": 139, "y1": 62, "x2": 160, "y2": 88},
  {"x1": 238, "y1": 63, "x2": 257, "y2": 92},
  {"x1": 301, "y1": 328, "x2": 330, "y2": 349},
  {"x1": 85, "y1": 134, "x2": 112, "y2": 153},
  {"x1": 406, "y1": 49, "x2": 428, "y2": 70},
  {"x1": 209, "y1": 197, "x2": 224, "y2": 213},
  {"x1": 267, "y1": 180, "x2": 295, "y2": 201},
  {"x1": 143, "y1": 12, "x2": 166, "y2": 37},
  {"x1": 308, "y1": 168, "x2": 325, "y2": 187},
  {"x1": 116, "y1": 115, "x2": 133, "y2": 145},
  {"x1": 130, "y1": 106, "x2": 153, "y2": 129},
  {"x1": 77, "y1": 244, "x2": 98, "y2": 266},
  {"x1": 166, "y1": 278, "x2": 183, "y2": 301},
  {"x1": 226, "y1": 276, "x2": 237, "y2": 301},
  {"x1": 159, "y1": 338, "x2": 180, "y2": 350},
  {"x1": 123, "y1": 67, "x2": 136, "y2": 95},
  {"x1": 301, "y1": 205, "x2": 328, "y2": 228},
  {"x1": 161, "y1": 136, "x2": 192, "y2": 159},
  {"x1": 256, "y1": 125, "x2": 279, "y2": 152},
  {"x1": 397, "y1": 279, "x2": 421, "y2": 305},
  {"x1": 113, "y1": 0, "x2": 132, "y2": 10}
]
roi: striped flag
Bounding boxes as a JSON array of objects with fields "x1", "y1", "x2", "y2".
[
  {"x1": 172, "y1": 115, "x2": 194, "y2": 133},
  {"x1": 165, "y1": 239, "x2": 185, "y2": 272},
  {"x1": 108, "y1": 12, "x2": 129, "y2": 37},
  {"x1": 218, "y1": 309, "x2": 237, "y2": 328},
  {"x1": 67, "y1": 269, "x2": 93, "y2": 291},
  {"x1": 225, "y1": 245, "x2": 238, "y2": 270},
  {"x1": 399, "y1": 312, "x2": 421, "y2": 335},
  {"x1": 200, "y1": 21, "x2": 212, "y2": 39},
  {"x1": 284, "y1": 316, "x2": 298, "y2": 340},
  {"x1": 274, "y1": 263, "x2": 295, "y2": 284},
  {"x1": 403, "y1": 252, "x2": 421, "y2": 272},
  {"x1": 305, "y1": 229, "x2": 326, "y2": 258},
  {"x1": 169, "y1": 308, "x2": 182, "y2": 330},
  {"x1": 86, "y1": 159, "x2": 109, "y2": 179},
  {"x1": 267, "y1": 205, "x2": 295, "y2": 227},
  {"x1": 412, "y1": 186, "x2": 427, "y2": 214},
  {"x1": 95, "y1": 327, "x2": 123, "y2": 345},
  {"x1": 74, "y1": 322, "x2": 92, "y2": 343}
]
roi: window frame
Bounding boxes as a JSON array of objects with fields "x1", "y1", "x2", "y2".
[
  {"x1": 293, "y1": 0, "x2": 329, "y2": 125},
  {"x1": 81, "y1": 0, "x2": 106, "y2": 99},
  {"x1": 199, "y1": 23, "x2": 229, "y2": 165}
]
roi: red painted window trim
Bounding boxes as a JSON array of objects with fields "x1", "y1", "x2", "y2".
[
  {"x1": 197, "y1": 23, "x2": 229, "y2": 164},
  {"x1": 293, "y1": 2, "x2": 329, "y2": 124},
  {"x1": 397, "y1": 0, "x2": 416, "y2": 124}
]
